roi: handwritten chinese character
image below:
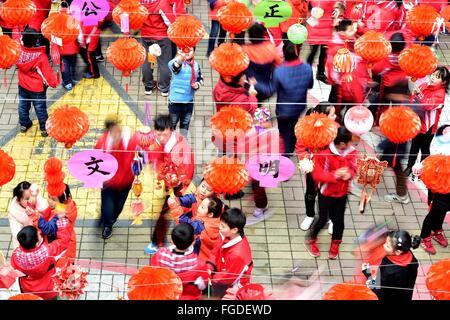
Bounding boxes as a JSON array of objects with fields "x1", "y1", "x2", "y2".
[
  {"x1": 264, "y1": 4, "x2": 283, "y2": 18},
  {"x1": 82, "y1": 1, "x2": 101, "y2": 16},
  {"x1": 84, "y1": 156, "x2": 110, "y2": 176},
  {"x1": 259, "y1": 160, "x2": 280, "y2": 178}
]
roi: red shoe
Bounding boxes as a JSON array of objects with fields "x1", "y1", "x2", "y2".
[
  {"x1": 305, "y1": 238, "x2": 320, "y2": 258},
  {"x1": 432, "y1": 230, "x2": 448, "y2": 248},
  {"x1": 421, "y1": 236, "x2": 436, "y2": 254},
  {"x1": 328, "y1": 240, "x2": 342, "y2": 260}
]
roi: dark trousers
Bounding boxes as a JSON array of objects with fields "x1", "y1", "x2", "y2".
[
  {"x1": 305, "y1": 172, "x2": 317, "y2": 218},
  {"x1": 18, "y1": 85, "x2": 48, "y2": 131},
  {"x1": 407, "y1": 130, "x2": 434, "y2": 169},
  {"x1": 95, "y1": 20, "x2": 120, "y2": 57},
  {"x1": 252, "y1": 179, "x2": 268, "y2": 209},
  {"x1": 100, "y1": 185, "x2": 132, "y2": 228},
  {"x1": 207, "y1": 20, "x2": 227, "y2": 57},
  {"x1": 61, "y1": 54, "x2": 77, "y2": 86},
  {"x1": 420, "y1": 192, "x2": 450, "y2": 238},
  {"x1": 168, "y1": 102, "x2": 194, "y2": 136},
  {"x1": 379, "y1": 139, "x2": 408, "y2": 197},
  {"x1": 307, "y1": 44, "x2": 327, "y2": 75},
  {"x1": 310, "y1": 193, "x2": 347, "y2": 241},
  {"x1": 277, "y1": 116, "x2": 298, "y2": 157},
  {"x1": 80, "y1": 47, "x2": 100, "y2": 78},
  {"x1": 141, "y1": 37, "x2": 173, "y2": 92}
]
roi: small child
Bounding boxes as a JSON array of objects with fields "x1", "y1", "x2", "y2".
[
  {"x1": 168, "y1": 47, "x2": 203, "y2": 137},
  {"x1": 306, "y1": 127, "x2": 358, "y2": 260},
  {"x1": 60, "y1": 1, "x2": 79, "y2": 90},
  {"x1": 151, "y1": 223, "x2": 209, "y2": 300},
  {"x1": 206, "y1": 208, "x2": 253, "y2": 298},
  {"x1": 78, "y1": 22, "x2": 101, "y2": 79}
]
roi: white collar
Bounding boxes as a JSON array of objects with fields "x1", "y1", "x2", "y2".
[
  {"x1": 106, "y1": 126, "x2": 131, "y2": 151},
  {"x1": 222, "y1": 235, "x2": 243, "y2": 249},
  {"x1": 164, "y1": 132, "x2": 177, "y2": 153},
  {"x1": 168, "y1": 244, "x2": 194, "y2": 255},
  {"x1": 329, "y1": 142, "x2": 355, "y2": 157}
]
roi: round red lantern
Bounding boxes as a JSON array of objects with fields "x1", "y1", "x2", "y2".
[
  {"x1": 426, "y1": 258, "x2": 450, "y2": 300},
  {"x1": 211, "y1": 106, "x2": 254, "y2": 142},
  {"x1": 112, "y1": 0, "x2": 149, "y2": 30},
  {"x1": 0, "y1": 0, "x2": 36, "y2": 27},
  {"x1": 295, "y1": 113, "x2": 338, "y2": 150},
  {"x1": 441, "y1": 6, "x2": 450, "y2": 30},
  {"x1": 217, "y1": 1, "x2": 253, "y2": 36},
  {"x1": 41, "y1": 10, "x2": 81, "y2": 44},
  {"x1": 107, "y1": 37, "x2": 146, "y2": 77},
  {"x1": 46, "y1": 105, "x2": 90, "y2": 149},
  {"x1": 0, "y1": 150, "x2": 15, "y2": 187},
  {"x1": 167, "y1": 15, "x2": 206, "y2": 53},
  {"x1": 379, "y1": 106, "x2": 421, "y2": 144},
  {"x1": 8, "y1": 293, "x2": 43, "y2": 300},
  {"x1": 406, "y1": 4, "x2": 440, "y2": 40},
  {"x1": 323, "y1": 282, "x2": 378, "y2": 300},
  {"x1": 354, "y1": 30, "x2": 391, "y2": 67},
  {"x1": 209, "y1": 42, "x2": 249, "y2": 79},
  {"x1": 344, "y1": 105, "x2": 374, "y2": 135},
  {"x1": 44, "y1": 158, "x2": 66, "y2": 197},
  {"x1": 203, "y1": 156, "x2": 249, "y2": 195},
  {"x1": 0, "y1": 36, "x2": 21, "y2": 70},
  {"x1": 420, "y1": 155, "x2": 450, "y2": 194},
  {"x1": 333, "y1": 48, "x2": 356, "y2": 82},
  {"x1": 398, "y1": 44, "x2": 438, "y2": 81}
]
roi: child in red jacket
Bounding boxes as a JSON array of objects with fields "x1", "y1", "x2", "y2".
[
  {"x1": 78, "y1": 22, "x2": 101, "y2": 79},
  {"x1": 151, "y1": 223, "x2": 209, "y2": 300},
  {"x1": 306, "y1": 127, "x2": 358, "y2": 260},
  {"x1": 60, "y1": 1, "x2": 79, "y2": 90},
  {"x1": 16, "y1": 27, "x2": 59, "y2": 137}
]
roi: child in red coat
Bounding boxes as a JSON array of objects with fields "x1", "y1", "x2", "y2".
[
  {"x1": 60, "y1": 1, "x2": 79, "y2": 90},
  {"x1": 78, "y1": 22, "x2": 101, "y2": 79},
  {"x1": 306, "y1": 127, "x2": 358, "y2": 260}
]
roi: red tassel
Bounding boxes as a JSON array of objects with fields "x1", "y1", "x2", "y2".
[
  {"x1": 126, "y1": 82, "x2": 129, "y2": 93},
  {"x1": 56, "y1": 70, "x2": 61, "y2": 84},
  {"x1": 392, "y1": 144, "x2": 399, "y2": 168}
]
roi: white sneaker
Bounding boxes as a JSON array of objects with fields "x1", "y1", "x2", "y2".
[
  {"x1": 253, "y1": 206, "x2": 268, "y2": 218},
  {"x1": 384, "y1": 193, "x2": 410, "y2": 204},
  {"x1": 300, "y1": 216, "x2": 314, "y2": 231},
  {"x1": 328, "y1": 220, "x2": 333, "y2": 235}
]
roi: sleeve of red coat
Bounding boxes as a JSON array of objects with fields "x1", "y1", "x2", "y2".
[
  {"x1": 421, "y1": 87, "x2": 446, "y2": 111},
  {"x1": 47, "y1": 227, "x2": 70, "y2": 258},
  {"x1": 348, "y1": 151, "x2": 358, "y2": 179},
  {"x1": 312, "y1": 152, "x2": 339, "y2": 184},
  {"x1": 211, "y1": 253, "x2": 247, "y2": 286},
  {"x1": 39, "y1": 56, "x2": 59, "y2": 88}
]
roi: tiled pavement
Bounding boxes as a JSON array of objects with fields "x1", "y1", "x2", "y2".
[{"x1": 0, "y1": 1, "x2": 449, "y2": 299}]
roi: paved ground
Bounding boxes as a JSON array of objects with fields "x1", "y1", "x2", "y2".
[{"x1": 0, "y1": 1, "x2": 449, "y2": 300}]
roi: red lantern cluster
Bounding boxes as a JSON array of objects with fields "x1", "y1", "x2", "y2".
[
  {"x1": 354, "y1": 30, "x2": 392, "y2": 67},
  {"x1": 217, "y1": 1, "x2": 253, "y2": 36},
  {"x1": 295, "y1": 113, "x2": 338, "y2": 150},
  {"x1": 0, "y1": 0, "x2": 36, "y2": 26},
  {"x1": 0, "y1": 150, "x2": 15, "y2": 187},
  {"x1": 203, "y1": 156, "x2": 249, "y2": 195},
  {"x1": 209, "y1": 42, "x2": 249, "y2": 78},
  {"x1": 44, "y1": 158, "x2": 66, "y2": 197},
  {"x1": 107, "y1": 37, "x2": 146, "y2": 77},
  {"x1": 46, "y1": 105, "x2": 90, "y2": 149},
  {"x1": 406, "y1": 4, "x2": 440, "y2": 40},
  {"x1": 398, "y1": 44, "x2": 438, "y2": 81},
  {"x1": 0, "y1": 36, "x2": 21, "y2": 70},
  {"x1": 167, "y1": 15, "x2": 206, "y2": 52},
  {"x1": 156, "y1": 157, "x2": 190, "y2": 190},
  {"x1": 420, "y1": 155, "x2": 450, "y2": 194},
  {"x1": 52, "y1": 263, "x2": 89, "y2": 300},
  {"x1": 379, "y1": 106, "x2": 421, "y2": 143},
  {"x1": 112, "y1": 0, "x2": 149, "y2": 30}
]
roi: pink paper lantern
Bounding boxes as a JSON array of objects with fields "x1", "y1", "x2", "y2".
[{"x1": 344, "y1": 105, "x2": 374, "y2": 135}]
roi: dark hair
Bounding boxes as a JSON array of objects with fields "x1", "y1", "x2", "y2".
[
  {"x1": 61, "y1": 1, "x2": 69, "y2": 8},
  {"x1": 248, "y1": 23, "x2": 265, "y2": 45},
  {"x1": 388, "y1": 230, "x2": 421, "y2": 253},
  {"x1": 104, "y1": 116, "x2": 121, "y2": 131},
  {"x1": 154, "y1": 114, "x2": 174, "y2": 131},
  {"x1": 171, "y1": 223, "x2": 194, "y2": 250},
  {"x1": 207, "y1": 196, "x2": 225, "y2": 218},
  {"x1": 221, "y1": 71, "x2": 246, "y2": 87},
  {"x1": 334, "y1": 126, "x2": 353, "y2": 145},
  {"x1": 306, "y1": 101, "x2": 335, "y2": 116},
  {"x1": 22, "y1": 27, "x2": 39, "y2": 48},
  {"x1": 435, "y1": 124, "x2": 450, "y2": 137},
  {"x1": 337, "y1": 19, "x2": 353, "y2": 32},
  {"x1": 283, "y1": 41, "x2": 301, "y2": 61},
  {"x1": 221, "y1": 207, "x2": 246, "y2": 237},
  {"x1": 13, "y1": 181, "x2": 31, "y2": 200},
  {"x1": 433, "y1": 66, "x2": 450, "y2": 93},
  {"x1": 17, "y1": 226, "x2": 38, "y2": 249},
  {"x1": 390, "y1": 32, "x2": 406, "y2": 54},
  {"x1": 57, "y1": 184, "x2": 72, "y2": 203}
]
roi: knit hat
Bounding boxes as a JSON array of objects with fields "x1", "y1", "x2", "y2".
[{"x1": 44, "y1": 158, "x2": 66, "y2": 197}]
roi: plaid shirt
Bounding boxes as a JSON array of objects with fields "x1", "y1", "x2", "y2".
[
  {"x1": 151, "y1": 246, "x2": 199, "y2": 273},
  {"x1": 56, "y1": 217, "x2": 69, "y2": 229},
  {"x1": 12, "y1": 244, "x2": 49, "y2": 271}
]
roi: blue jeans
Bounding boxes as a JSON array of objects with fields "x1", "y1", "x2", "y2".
[
  {"x1": 61, "y1": 54, "x2": 77, "y2": 86},
  {"x1": 207, "y1": 20, "x2": 226, "y2": 57},
  {"x1": 18, "y1": 85, "x2": 48, "y2": 131},
  {"x1": 168, "y1": 102, "x2": 193, "y2": 136},
  {"x1": 100, "y1": 185, "x2": 132, "y2": 228}
]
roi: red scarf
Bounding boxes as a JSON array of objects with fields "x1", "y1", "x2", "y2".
[
  {"x1": 386, "y1": 251, "x2": 413, "y2": 267},
  {"x1": 185, "y1": 59, "x2": 196, "y2": 86}
]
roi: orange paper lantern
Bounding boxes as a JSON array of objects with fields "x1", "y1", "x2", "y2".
[
  {"x1": 217, "y1": 1, "x2": 253, "y2": 36},
  {"x1": 167, "y1": 15, "x2": 206, "y2": 52},
  {"x1": 203, "y1": 156, "x2": 249, "y2": 195},
  {"x1": 8, "y1": 293, "x2": 43, "y2": 300},
  {"x1": 127, "y1": 266, "x2": 183, "y2": 300},
  {"x1": 426, "y1": 258, "x2": 450, "y2": 300},
  {"x1": 41, "y1": 10, "x2": 81, "y2": 44},
  {"x1": 211, "y1": 106, "x2": 254, "y2": 142},
  {"x1": 0, "y1": 0, "x2": 36, "y2": 26},
  {"x1": 0, "y1": 150, "x2": 15, "y2": 187},
  {"x1": 0, "y1": 36, "x2": 21, "y2": 70},
  {"x1": 333, "y1": 47, "x2": 356, "y2": 82},
  {"x1": 354, "y1": 30, "x2": 391, "y2": 67},
  {"x1": 398, "y1": 44, "x2": 438, "y2": 81},
  {"x1": 44, "y1": 158, "x2": 66, "y2": 197},
  {"x1": 46, "y1": 105, "x2": 90, "y2": 149},
  {"x1": 441, "y1": 6, "x2": 450, "y2": 30},
  {"x1": 107, "y1": 37, "x2": 146, "y2": 77},
  {"x1": 112, "y1": 0, "x2": 149, "y2": 30},
  {"x1": 209, "y1": 42, "x2": 249, "y2": 78},
  {"x1": 323, "y1": 282, "x2": 378, "y2": 300},
  {"x1": 379, "y1": 106, "x2": 421, "y2": 143},
  {"x1": 420, "y1": 155, "x2": 450, "y2": 194},
  {"x1": 406, "y1": 4, "x2": 440, "y2": 40},
  {"x1": 295, "y1": 113, "x2": 338, "y2": 150}
]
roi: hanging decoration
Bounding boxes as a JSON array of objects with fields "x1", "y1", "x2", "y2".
[
  {"x1": 44, "y1": 158, "x2": 66, "y2": 197},
  {"x1": 333, "y1": 47, "x2": 356, "y2": 82},
  {"x1": 112, "y1": 0, "x2": 148, "y2": 30},
  {"x1": 156, "y1": 157, "x2": 189, "y2": 191},
  {"x1": 254, "y1": 107, "x2": 271, "y2": 132},
  {"x1": 354, "y1": 30, "x2": 391, "y2": 68},
  {"x1": 405, "y1": 4, "x2": 440, "y2": 40},
  {"x1": 167, "y1": 15, "x2": 206, "y2": 53},
  {"x1": 223, "y1": 283, "x2": 271, "y2": 300},
  {"x1": 211, "y1": 106, "x2": 254, "y2": 144},
  {"x1": 0, "y1": 0, "x2": 36, "y2": 27},
  {"x1": 253, "y1": 0, "x2": 293, "y2": 27},
  {"x1": 131, "y1": 152, "x2": 144, "y2": 226},
  {"x1": 52, "y1": 262, "x2": 89, "y2": 300},
  {"x1": 420, "y1": 155, "x2": 450, "y2": 194},
  {"x1": 287, "y1": 23, "x2": 308, "y2": 44},
  {"x1": 295, "y1": 113, "x2": 338, "y2": 150},
  {"x1": 441, "y1": 6, "x2": 450, "y2": 31},
  {"x1": 323, "y1": 282, "x2": 378, "y2": 300},
  {"x1": 217, "y1": 1, "x2": 253, "y2": 37},
  {"x1": 344, "y1": 105, "x2": 374, "y2": 135},
  {"x1": 70, "y1": 0, "x2": 109, "y2": 26},
  {"x1": 0, "y1": 36, "x2": 21, "y2": 70},
  {"x1": 356, "y1": 156, "x2": 388, "y2": 213},
  {"x1": 398, "y1": 44, "x2": 438, "y2": 81},
  {"x1": 0, "y1": 150, "x2": 15, "y2": 187},
  {"x1": 379, "y1": 106, "x2": 421, "y2": 144},
  {"x1": 127, "y1": 266, "x2": 183, "y2": 300},
  {"x1": 204, "y1": 156, "x2": 249, "y2": 195},
  {"x1": 246, "y1": 155, "x2": 296, "y2": 188},
  {"x1": 426, "y1": 258, "x2": 450, "y2": 300},
  {"x1": 147, "y1": 44, "x2": 161, "y2": 69},
  {"x1": 209, "y1": 42, "x2": 250, "y2": 81},
  {"x1": 8, "y1": 293, "x2": 43, "y2": 300}
]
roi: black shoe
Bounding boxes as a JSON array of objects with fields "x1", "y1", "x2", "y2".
[
  {"x1": 404, "y1": 167, "x2": 412, "y2": 176},
  {"x1": 41, "y1": 130, "x2": 48, "y2": 137},
  {"x1": 102, "y1": 227, "x2": 113, "y2": 239},
  {"x1": 225, "y1": 190, "x2": 245, "y2": 200},
  {"x1": 96, "y1": 55, "x2": 105, "y2": 62},
  {"x1": 316, "y1": 73, "x2": 328, "y2": 84},
  {"x1": 20, "y1": 123, "x2": 32, "y2": 133}
]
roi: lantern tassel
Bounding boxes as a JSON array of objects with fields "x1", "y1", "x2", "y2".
[
  {"x1": 392, "y1": 144, "x2": 399, "y2": 168},
  {"x1": 126, "y1": 82, "x2": 129, "y2": 93},
  {"x1": 3, "y1": 69, "x2": 7, "y2": 88}
]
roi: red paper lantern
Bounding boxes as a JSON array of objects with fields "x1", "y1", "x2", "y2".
[
  {"x1": 406, "y1": 4, "x2": 440, "y2": 40},
  {"x1": 167, "y1": 15, "x2": 206, "y2": 53},
  {"x1": 128, "y1": 266, "x2": 183, "y2": 300},
  {"x1": 211, "y1": 106, "x2": 254, "y2": 142},
  {"x1": 41, "y1": 10, "x2": 81, "y2": 44},
  {"x1": 398, "y1": 44, "x2": 438, "y2": 81},
  {"x1": 0, "y1": 150, "x2": 15, "y2": 187},
  {"x1": 333, "y1": 48, "x2": 356, "y2": 82},
  {"x1": 426, "y1": 258, "x2": 450, "y2": 300},
  {"x1": 295, "y1": 113, "x2": 338, "y2": 150},
  {"x1": 0, "y1": 0, "x2": 36, "y2": 26},
  {"x1": 235, "y1": 284, "x2": 267, "y2": 300},
  {"x1": 323, "y1": 282, "x2": 378, "y2": 300},
  {"x1": 0, "y1": 36, "x2": 21, "y2": 70},
  {"x1": 112, "y1": 0, "x2": 149, "y2": 30},
  {"x1": 441, "y1": 6, "x2": 450, "y2": 30},
  {"x1": 107, "y1": 37, "x2": 146, "y2": 77},
  {"x1": 209, "y1": 42, "x2": 249, "y2": 78},
  {"x1": 203, "y1": 156, "x2": 249, "y2": 195},
  {"x1": 46, "y1": 105, "x2": 90, "y2": 149},
  {"x1": 379, "y1": 106, "x2": 421, "y2": 143},
  {"x1": 217, "y1": 1, "x2": 253, "y2": 36},
  {"x1": 354, "y1": 30, "x2": 391, "y2": 67},
  {"x1": 420, "y1": 155, "x2": 450, "y2": 194},
  {"x1": 44, "y1": 158, "x2": 66, "y2": 197},
  {"x1": 344, "y1": 105, "x2": 374, "y2": 135},
  {"x1": 156, "y1": 157, "x2": 190, "y2": 190},
  {"x1": 53, "y1": 263, "x2": 88, "y2": 300},
  {"x1": 8, "y1": 293, "x2": 43, "y2": 300}
]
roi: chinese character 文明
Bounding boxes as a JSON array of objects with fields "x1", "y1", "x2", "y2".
[
  {"x1": 85, "y1": 156, "x2": 110, "y2": 176},
  {"x1": 264, "y1": 4, "x2": 283, "y2": 18},
  {"x1": 259, "y1": 160, "x2": 280, "y2": 178},
  {"x1": 82, "y1": 1, "x2": 101, "y2": 16}
]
